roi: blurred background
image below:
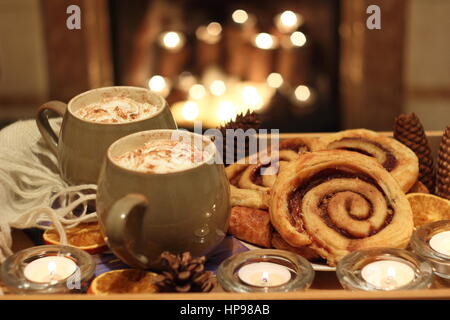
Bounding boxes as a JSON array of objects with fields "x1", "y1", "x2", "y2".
[{"x1": 0, "y1": 0, "x2": 449, "y2": 132}]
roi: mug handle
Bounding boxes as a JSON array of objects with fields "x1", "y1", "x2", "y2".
[
  {"x1": 36, "y1": 101, "x2": 67, "y2": 156},
  {"x1": 105, "y1": 193, "x2": 149, "y2": 268}
]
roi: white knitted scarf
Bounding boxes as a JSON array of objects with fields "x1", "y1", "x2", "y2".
[{"x1": 0, "y1": 119, "x2": 98, "y2": 266}]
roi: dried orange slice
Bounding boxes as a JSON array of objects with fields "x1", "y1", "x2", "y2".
[
  {"x1": 43, "y1": 222, "x2": 108, "y2": 254},
  {"x1": 88, "y1": 269, "x2": 161, "y2": 295},
  {"x1": 406, "y1": 193, "x2": 450, "y2": 227}
]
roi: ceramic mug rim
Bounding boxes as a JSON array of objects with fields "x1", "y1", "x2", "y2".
[
  {"x1": 66, "y1": 86, "x2": 168, "y2": 126},
  {"x1": 106, "y1": 129, "x2": 218, "y2": 176}
]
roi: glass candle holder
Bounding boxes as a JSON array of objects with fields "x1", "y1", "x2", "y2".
[
  {"x1": 411, "y1": 220, "x2": 450, "y2": 281},
  {"x1": 1, "y1": 245, "x2": 96, "y2": 294},
  {"x1": 336, "y1": 248, "x2": 433, "y2": 291},
  {"x1": 217, "y1": 249, "x2": 315, "y2": 293}
]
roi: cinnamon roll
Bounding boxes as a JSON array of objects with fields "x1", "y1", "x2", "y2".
[
  {"x1": 270, "y1": 150, "x2": 414, "y2": 266},
  {"x1": 319, "y1": 129, "x2": 419, "y2": 192},
  {"x1": 226, "y1": 137, "x2": 325, "y2": 208}
]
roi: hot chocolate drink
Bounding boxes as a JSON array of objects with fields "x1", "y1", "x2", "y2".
[
  {"x1": 114, "y1": 139, "x2": 211, "y2": 174},
  {"x1": 74, "y1": 97, "x2": 158, "y2": 123}
]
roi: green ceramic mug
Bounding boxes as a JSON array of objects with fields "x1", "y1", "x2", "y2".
[
  {"x1": 96, "y1": 129, "x2": 231, "y2": 269},
  {"x1": 36, "y1": 86, "x2": 177, "y2": 185}
]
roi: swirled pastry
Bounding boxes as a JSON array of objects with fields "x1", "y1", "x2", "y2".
[
  {"x1": 270, "y1": 150, "x2": 414, "y2": 266},
  {"x1": 319, "y1": 129, "x2": 419, "y2": 192},
  {"x1": 226, "y1": 137, "x2": 326, "y2": 209}
]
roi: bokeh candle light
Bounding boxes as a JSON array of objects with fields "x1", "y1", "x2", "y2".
[
  {"x1": 290, "y1": 31, "x2": 307, "y2": 47},
  {"x1": 254, "y1": 33, "x2": 278, "y2": 50},
  {"x1": 148, "y1": 75, "x2": 170, "y2": 98},
  {"x1": 274, "y1": 10, "x2": 303, "y2": 33},
  {"x1": 232, "y1": 9, "x2": 249, "y2": 24},
  {"x1": 159, "y1": 31, "x2": 185, "y2": 52}
]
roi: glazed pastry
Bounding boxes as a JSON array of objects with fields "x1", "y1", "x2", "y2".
[
  {"x1": 271, "y1": 232, "x2": 321, "y2": 261},
  {"x1": 228, "y1": 206, "x2": 272, "y2": 248},
  {"x1": 270, "y1": 150, "x2": 414, "y2": 266},
  {"x1": 319, "y1": 129, "x2": 419, "y2": 192}
]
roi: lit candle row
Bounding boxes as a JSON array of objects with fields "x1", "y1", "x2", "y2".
[
  {"x1": 171, "y1": 81, "x2": 276, "y2": 125},
  {"x1": 232, "y1": 9, "x2": 303, "y2": 33},
  {"x1": 159, "y1": 9, "x2": 306, "y2": 51},
  {"x1": 147, "y1": 70, "x2": 314, "y2": 124}
]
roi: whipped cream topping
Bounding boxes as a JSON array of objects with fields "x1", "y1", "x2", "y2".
[
  {"x1": 114, "y1": 139, "x2": 210, "y2": 173},
  {"x1": 74, "y1": 97, "x2": 158, "y2": 123}
]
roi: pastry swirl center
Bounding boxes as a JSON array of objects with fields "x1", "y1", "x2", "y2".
[{"x1": 288, "y1": 169, "x2": 394, "y2": 239}]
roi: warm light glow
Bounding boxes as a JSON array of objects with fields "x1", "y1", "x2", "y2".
[
  {"x1": 280, "y1": 11, "x2": 297, "y2": 28},
  {"x1": 290, "y1": 31, "x2": 307, "y2": 47},
  {"x1": 241, "y1": 85, "x2": 263, "y2": 109},
  {"x1": 189, "y1": 84, "x2": 207, "y2": 100},
  {"x1": 210, "y1": 80, "x2": 226, "y2": 96},
  {"x1": 182, "y1": 101, "x2": 199, "y2": 121},
  {"x1": 275, "y1": 10, "x2": 302, "y2": 33},
  {"x1": 160, "y1": 31, "x2": 185, "y2": 51},
  {"x1": 148, "y1": 75, "x2": 166, "y2": 92},
  {"x1": 206, "y1": 22, "x2": 222, "y2": 36},
  {"x1": 294, "y1": 85, "x2": 311, "y2": 101},
  {"x1": 266, "y1": 73, "x2": 283, "y2": 88},
  {"x1": 232, "y1": 9, "x2": 249, "y2": 24},
  {"x1": 217, "y1": 101, "x2": 237, "y2": 122},
  {"x1": 178, "y1": 72, "x2": 197, "y2": 91},
  {"x1": 47, "y1": 261, "x2": 56, "y2": 275},
  {"x1": 254, "y1": 33, "x2": 277, "y2": 50},
  {"x1": 387, "y1": 267, "x2": 397, "y2": 279},
  {"x1": 261, "y1": 271, "x2": 269, "y2": 284},
  {"x1": 177, "y1": 71, "x2": 197, "y2": 92},
  {"x1": 196, "y1": 25, "x2": 221, "y2": 44}
]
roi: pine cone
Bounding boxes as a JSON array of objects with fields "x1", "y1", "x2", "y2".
[
  {"x1": 217, "y1": 110, "x2": 261, "y2": 165},
  {"x1": 394, "y1": 113, "x2": 435, "y2": 191},
  {"x1": 436, "y1": 126, "x2": 450, "y2": 200},
  {"x1": 155, "y1": 251, "x2": 216, "y2": 293}
]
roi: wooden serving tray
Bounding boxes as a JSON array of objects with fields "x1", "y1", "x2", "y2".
[{"x1": 2, "y1": 131, "x2": 449, "y2": 300}]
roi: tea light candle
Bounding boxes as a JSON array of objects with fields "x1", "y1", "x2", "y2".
[
  {"x1": 24, "y1": 256, "x2": 78, "y2": 283},
  {"x1": 238, "y1": 262, "x2": 291, "y2": 287},
  {"x1": 429, "y1": 231, "x2": 450, "y2": 256},
  {"x1": 361, "y1": 260, "x2": 415, "y2": 290}
]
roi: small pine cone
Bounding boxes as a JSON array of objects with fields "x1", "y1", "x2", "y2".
[
  {"x1": 394, "y1": 113, "x2": 435, "y2": 191},
  {"x1": 436, "y1": 126, "x2": 450, "y2": 200},
  {"x1": 218, "y1": 110, "x2": 261, "y2": 165},
  {"x1": 155, "y1": 251, "x2": 216, "y2": 293}
]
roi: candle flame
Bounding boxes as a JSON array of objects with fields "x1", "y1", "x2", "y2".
[
  {"x1": 386, "y1": 266, "x2": 396, "y2": 279},
  {"x1": 47, "y1": 261, "x2": 56, "y2": 276},
  {"x1": 261, "y1": 271, "x2": 269, "y2": 284}
]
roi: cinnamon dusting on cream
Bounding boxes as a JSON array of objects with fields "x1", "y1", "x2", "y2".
[
  {"x1": 74, "y1": 97, "x2": 158, "y2": 123},
  {"x1": 114, "y1": 139, "x2": 210, "y2": 173}
]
